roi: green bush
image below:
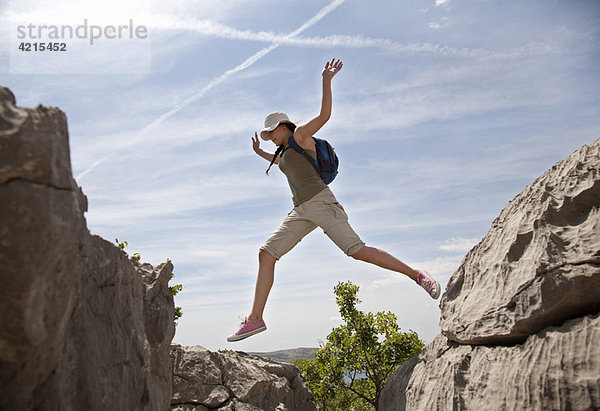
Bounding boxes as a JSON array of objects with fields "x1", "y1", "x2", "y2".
[{"x1": 295, "y1": 281, "x2": 424, "y2": 410}]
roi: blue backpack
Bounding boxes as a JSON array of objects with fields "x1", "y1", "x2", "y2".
[{"x1": 287, "y1": 134, "x2": 339, "y2": 185}]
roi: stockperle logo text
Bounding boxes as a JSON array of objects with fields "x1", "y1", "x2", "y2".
[{"x1": 15, "y1": 19, "x2": 148, "y2": 45}]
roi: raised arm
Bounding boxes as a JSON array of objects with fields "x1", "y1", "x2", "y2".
[
  {"x1": 294, "y1": 58, "x2": 343, "y2": 144},
  {"x1": 252, "y1": 132, "x2": 279, "y2": 163}
]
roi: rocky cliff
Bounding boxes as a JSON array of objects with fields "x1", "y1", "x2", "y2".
[
  {"x1": 0, "y1": 86, "x2": 175, "y2": 410},
  {"x1": 380, "y1": 139, "x2": 600, "y2": 410},
  {"x1": 171, "y1": 345, "x2": 318, "y2": 410}
]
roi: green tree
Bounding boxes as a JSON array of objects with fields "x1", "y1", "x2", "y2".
[{"x1": 298, "y1": 281, "x2": 424, "y2": 410}]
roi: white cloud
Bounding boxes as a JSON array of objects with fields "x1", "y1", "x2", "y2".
[
  {"x1": 429, "y1": 16, "x2": 451, "y2": 30},
  {"x1": 368, "y1": 255, "x2": 463, "y2": 289},
  {"x1": 439, "y1": 237, "x2": 480, "y2": 252},
  {"x1": 191, "y1": 249, "x2": 228, "y2": 258}
]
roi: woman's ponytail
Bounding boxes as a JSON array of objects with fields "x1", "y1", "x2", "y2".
[
  {"x1": 265, "y1": 123, "x2": 295, "y2": 175},
  {"x1": 266, "y1": 145, "x2": 285, "y2": 175}
]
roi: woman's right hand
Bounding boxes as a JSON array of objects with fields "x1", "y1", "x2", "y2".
[
  {"x1": 322, "y1": 58, "x2": 343, "y2": 82},
  {"x1": 252, "y1": 132, "x2": 261, "y2": 153}
]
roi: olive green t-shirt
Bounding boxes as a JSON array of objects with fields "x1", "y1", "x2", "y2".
[{"x1": 279, "y1": 147, "x2": 327, "y2": 206}]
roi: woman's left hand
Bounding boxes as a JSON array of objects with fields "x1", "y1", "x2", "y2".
[{"x1": 322, "y1": 58, "x2": 343, "y2": 81}]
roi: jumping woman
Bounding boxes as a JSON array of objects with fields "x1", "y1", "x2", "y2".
[{"x1": 227, "y1": 58, "x2": 441, "y2": 342}]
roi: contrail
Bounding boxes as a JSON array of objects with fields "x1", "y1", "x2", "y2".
[
  {"x1": 132, "y1": 43, "x2": 278, "y2": 144},
  {"x1": 148, "y1": 17, "x2": 496, "y2": 59},
  {"x1": 76, "y1": 0, "x2": 345, "y2": 181}
]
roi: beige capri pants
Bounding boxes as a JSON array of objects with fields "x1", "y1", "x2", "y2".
[{"x1": 260, "y1": 187, "x2": 365, "y2": 260}]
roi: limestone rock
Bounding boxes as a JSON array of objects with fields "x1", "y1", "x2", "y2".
[
  {"x1": 0, "y1": 86, "x2": 73, "y2": 189},
  {"x1": 171, "y1": 345, "x2": 318, "y2": 411},
  {"x1": 380, "y1": 314, "x2": 600, "y2": 410},
  {"x1": 0, "y1": 85, "x2": 175, "y2": 410},
  {"x1": 380, "y1": 139, "x2": 600, "y2": 410},
  {"x1": 440, "y1": 139, "x2": 600, "y2": 345}
]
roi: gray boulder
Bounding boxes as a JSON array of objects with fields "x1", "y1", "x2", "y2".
[
  {"x1": 441, "y1": 138, "x2": 600, "y2": 345},
  {"x1": 380, "y1": 139, "x2": 600, "y2": 410},
  {"x1": 381, "y1": 314, "x2": 599, "y2": 410},
  {"x1": 171, "y1": 345, "x2": 318, "y2": 410},
  {"x1": 0, "y1": 85, "x2": 175, "y2": 410}
]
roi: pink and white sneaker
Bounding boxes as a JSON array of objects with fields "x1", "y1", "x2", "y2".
[
  {"x1": 227, "y1": 317, "x2": 267, "y2": 342},
  {"x1": 417, "y1": 270, "x2": 441, "y2": 300}
]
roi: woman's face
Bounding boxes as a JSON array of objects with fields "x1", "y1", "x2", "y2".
[{"x1": 269, "y1": 123, "x2": 290, "y2": 146}]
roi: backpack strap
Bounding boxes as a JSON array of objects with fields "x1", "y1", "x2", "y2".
[{"x1": 287, "y1": 133, "x2": 321, "y2": 176}]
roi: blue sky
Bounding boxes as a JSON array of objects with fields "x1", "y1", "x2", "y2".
[{"x1": 2, "y1": 0, "x2": 599, "y2": 352}]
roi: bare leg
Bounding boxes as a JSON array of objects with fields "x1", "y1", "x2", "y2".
[
  {"x1": 351, "y1": 245, "x2": 420, "y2": 281},
  {"x1": 248, "y1": 249, "x2": 277, "y2": 323}
]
